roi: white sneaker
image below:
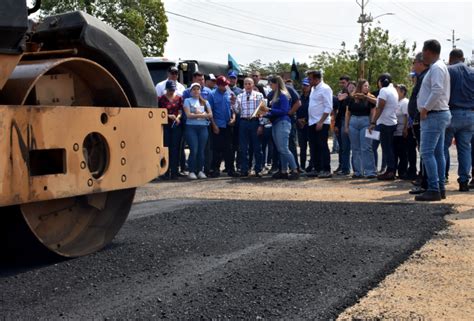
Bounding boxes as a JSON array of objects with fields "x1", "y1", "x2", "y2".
[
  {"x1": 188, "y1": 172, "x2": 197, "y2": 180},
  {"x1": 197, "y1": 171, "x2": 207, "y2": 179}
]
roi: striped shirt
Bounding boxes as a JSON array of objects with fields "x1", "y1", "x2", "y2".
[{"x1": 233, "y1": 90, "x2": 264, "y2": 119}]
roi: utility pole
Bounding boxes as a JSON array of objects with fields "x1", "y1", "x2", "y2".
[
  {"x1": 356, "y1": 1, "x2": 394, "y2": 79},
  {"x1": 446, "y1": 30, "x2": 460, "y2": 49},
  {"x1": 357, "y1": 0, "x2": 370, "y2": 79}
]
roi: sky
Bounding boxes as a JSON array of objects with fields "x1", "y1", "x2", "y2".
[{"x1": 162, "y1": 0, "x2": 474, "y2": 67}]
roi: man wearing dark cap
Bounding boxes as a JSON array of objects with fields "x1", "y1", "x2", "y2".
[
  {"x1": 207, "y1": 76, "x2": 236, "y2": 177},
  {"x1": 205, "y1": 73, "x2": 217, "y2": 91},
  {"x1": 228, "y1": 71, "x2": 243, "y2": 173},
  {"x1": 444, "y1": 48, "x2": 474, "y2": 192},
  {"x1": 296, "y1": 77, "x2": 313, "y2": 171},
  {"x1": 155, "y1": 66, "x2": 185, "y2": 97}
]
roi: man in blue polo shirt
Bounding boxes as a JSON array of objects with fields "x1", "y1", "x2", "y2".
[
  {"x1": 207, "y1": 76, "x2": 236, "y2": 177},
  {"x1": 444, "y1": 49, "x2": 474, "y2": 192}
]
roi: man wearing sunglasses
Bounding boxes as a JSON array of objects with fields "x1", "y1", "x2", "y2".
[{"x1": 155, "y1": 66, "x2": 185, "y2": 97}]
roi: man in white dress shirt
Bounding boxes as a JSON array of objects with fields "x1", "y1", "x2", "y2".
[
  {"x1": 307, "y1": 70, "x2": 333, "y2": 178},
  {"x1": 155, "y1": 66, "x2": 185, "y2": 97}
]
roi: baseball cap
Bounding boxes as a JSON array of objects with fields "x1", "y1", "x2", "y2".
[
  {"x1": 208, "y1": 73, "x2": 216, "y2": 81},
  {"x1": 168, "y1": 66, "x2": 178, "y2": 73},
  {"x1": 228, "y1": 71, "x2": 238, "y2": 79},
  {"x1": 165, "y1": 80, "x2": 176, "y2": 90},
  {"x1": 302, "y1": 77, "x2": 310, "y2": 86},
  {"x1": 216, "y1": 76, "x2": 229, "y2": 86}
]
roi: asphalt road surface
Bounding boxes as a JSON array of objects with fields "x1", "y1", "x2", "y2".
[{"x1": 0, "y1": 199, "x2": 451, "y2": 319}]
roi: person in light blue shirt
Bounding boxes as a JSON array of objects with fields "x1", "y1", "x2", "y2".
[
  {"x1": 183, "y1": 83, "x2": 213, "y2": 180},
  {"x1": 444, "y1": 49, "x2": 474, "y2": 192}
]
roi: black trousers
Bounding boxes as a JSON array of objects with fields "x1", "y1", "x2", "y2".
[
  {"x1": 413, "y1": 123, "x2": 428, "y2": 189},
  {"x1": 406, "y1": 127, "x2": 418, "y2": 177},
  {"x1": 297, "y1": 125, "x2": 311, "y2": 170},
  {"x1": 211, "y1": 127, "x2": 234, "y2": 173},
  {"x1": 308, "y1": 124, "x2": 330, "y2": 172},
  {"x1": 393, "y1": 135, "x2": 408, "y2": 177}
]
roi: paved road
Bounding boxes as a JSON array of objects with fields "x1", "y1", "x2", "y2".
[{"x1": 0, "y1": 199, "x2": 450, "y2": 319}]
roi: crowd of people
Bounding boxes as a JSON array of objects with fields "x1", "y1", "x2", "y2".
[{"x1": 156, "y1": 39, "x2": 474, "y2": 202}]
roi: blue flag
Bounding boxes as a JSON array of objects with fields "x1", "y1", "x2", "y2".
[{"x1": 228, "y1": 53, "x2": 241, "y2": 74}]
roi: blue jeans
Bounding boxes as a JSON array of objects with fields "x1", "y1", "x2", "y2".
[
  {"x1": 420, "y1": 111, "x2": 452, "y2": 192},
  {"x1": 337, "y1": 122, "x2": 351, "y2": 173},
  {"x1": 185, "y1": 125, "x2": 209, "y2": 174},
  {"x1": 164, "y1": 124, "x2": 183, "y2": 176},
  {"x1": 239, "y1": 119, "x2": 263, "y2": 173},
  {"x1": 272, "y1": 120, "x2": 297, "y2": 171},
  {"x1": 379, "y1": 124, "x2": 397, "y2": 172},
  {"x1": 444, "y1": 109, "x2": 474, "y2": 183},
  {"x1": 349, "y1": 116, "x2": 376, "y2": 176}
]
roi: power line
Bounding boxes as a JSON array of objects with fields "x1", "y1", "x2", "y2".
[
  {"x1": 205, "y1": 0, "x2": 350, "y2": 42},
  {"x1": 165, "y1": 11, "x2": 342, "y2": 51},
  {"x1": 167, "y1": 24, "x2": 320, "y2": 55}
]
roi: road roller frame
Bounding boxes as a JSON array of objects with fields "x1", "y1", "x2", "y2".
[{"x1": 0, "y1": 104, "x2": 168, "y2": 206}]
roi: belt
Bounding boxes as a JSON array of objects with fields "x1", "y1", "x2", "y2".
[
  {"x1": 240, "y1": 117, "x2": 257, "y2": 121},
  {"x1": 450, "y1": 106, "x2": 474, "y2": 111},
  {"x1": 427, "y1": 109, "x2": 448, "y2": 114}
]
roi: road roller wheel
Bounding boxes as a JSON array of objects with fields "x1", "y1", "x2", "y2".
[
  {"x1": 1, "y1": 57, "x2": 139, "y2": 258},
  {"x1": 1, "y1": 188, "x2": 135, "y2": 260}
]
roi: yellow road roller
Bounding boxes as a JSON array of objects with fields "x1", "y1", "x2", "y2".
[{"x1": 0, "y1": 1, "x2": 168, "y2": 258}]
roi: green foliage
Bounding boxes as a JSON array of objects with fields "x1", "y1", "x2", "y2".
[
  {"x1": 310, "y1": 26, "x2": 414, "y2": 92},
  {"x1": 40, "y1": 0, "x2": 168, "y2": 56}
]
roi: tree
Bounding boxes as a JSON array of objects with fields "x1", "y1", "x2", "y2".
[
  {"x1": 40, "y1": 0, "x2": 168, "y2": 56},
  {"x1": 310, "y1": 26, "x2": 414, "y2": 91}
]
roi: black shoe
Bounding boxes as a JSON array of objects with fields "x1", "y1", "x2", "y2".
[
  {"x1": 228, "y1": 171, "x2": 238, "y2": 177},
  {"x1": 240, "y1": 172, "x2": 249, "y2": 178},
  {"x1": 409, "y1": 186, "x2": 426, "y2": 195},
  {"x1": 365, "y1": 174, "x2": 377, "y2": 179},
  {"x1": 272, "y1": 171, "x2": 288, "y2": 179},
  {"x1": 415, "y1": 191, "x2": 442, "y2": 202},
  {"x1": 318, "y1": 171, "x2": 332, "y2": 178},
  {"x1": 333, "y1": 167, "x2": 341, "y2": 174},
  {"x1": 305, "y1": 166, "x2": 314, "y2": 173},
  {"x1": 306, "y1": 170, "x2": 319, "y2": 178},
  {"x1": 469, "y1": 179, "x2": 474, "y2": 188},
  {"x1": 352, "y1": 174, "x2": 363, "y2": 179},
  {"x1": 377, "y1": 171, "x2": 395, "y2": 181},
  {"x1": 254, "y1": 171, "x2": 263, "y2": 178},
  {"x1": 441, "y1": 190, "x2": 446, "y2": 199},
  {"x1": 210, "y1": 171, "x2": 220, "y2": 178},
  {"x1": 459, "y1": 180, "x2": 469, "y2": 192},
  {"x1": 288, "y1": 171, "x2": 300, "y2": 180}
]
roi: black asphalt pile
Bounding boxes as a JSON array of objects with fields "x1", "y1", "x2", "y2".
[{"x1": 0, "y1": 200, "x2": 451, "y2": 319}]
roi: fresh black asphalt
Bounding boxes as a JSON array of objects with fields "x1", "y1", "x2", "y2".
[{"x1": 0, "y1": 199, "x2": 451, "y2": 319}]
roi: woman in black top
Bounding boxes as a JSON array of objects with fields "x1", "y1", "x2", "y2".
[{"x1": 344, "y1": 79, "x2": 377, "y2": 178}]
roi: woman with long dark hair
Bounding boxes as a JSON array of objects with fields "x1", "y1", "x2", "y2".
[{"x1": 345, "y1": 79, "x2": 377, "y2": 178}]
